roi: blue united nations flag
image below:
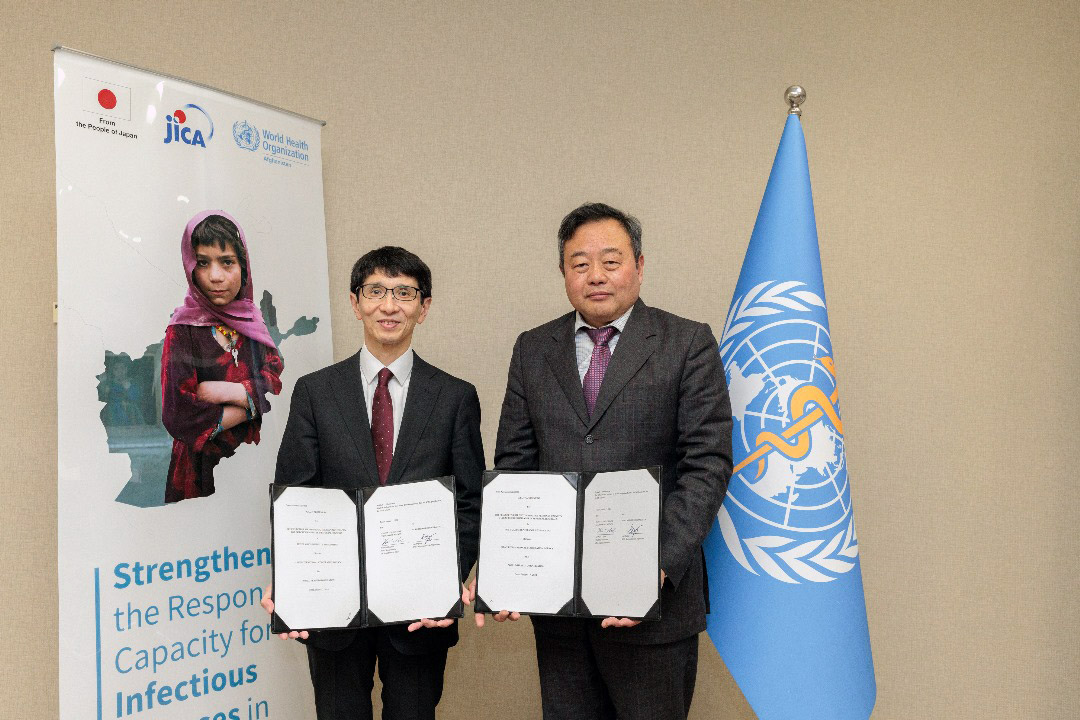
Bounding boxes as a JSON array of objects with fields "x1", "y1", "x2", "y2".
[{"x1": 704, "y1": 111, "x2": 876, "y2": 719}]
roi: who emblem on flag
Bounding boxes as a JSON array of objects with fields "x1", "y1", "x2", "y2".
[{"x1": 704, "y1": 90, "x2": 876, "y2": 719}]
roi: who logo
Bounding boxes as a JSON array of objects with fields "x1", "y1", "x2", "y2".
[
  {"x1": 718, "y1": 280, "x2": 858, "y2": 584},
  {"x1": 232, "y1": 120, "x2": 260, "y2": 152}
]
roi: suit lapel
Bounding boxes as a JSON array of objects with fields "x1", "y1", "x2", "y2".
[
  {"x1": 587, "y1": 299, "x2": 658, "y2": 431},
  {"x1": 386, "y1": 354, "x2": 441, "y2": 485},
  {"x1": 544, "y1": 312, "x2": 590, "y2": 428},
  {"x1": 329, "y1": 353, "x2": 381, "y2": 485}
]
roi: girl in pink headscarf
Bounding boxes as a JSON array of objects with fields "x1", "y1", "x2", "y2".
[{"x1": 161, "y1": 211, "x2": 283, "y2": 503}]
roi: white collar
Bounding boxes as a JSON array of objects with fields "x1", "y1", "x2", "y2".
[
  {"x1": 358, "y1": 346, "x2": 414, "y2": 386},
  {"x1": 574, "y1": 305, "x2": 634, "y2": 334}
]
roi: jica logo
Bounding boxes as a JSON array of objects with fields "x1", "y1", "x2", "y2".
[{"x1": 163, "y1": 103, "x2": 214, "y2": 148}]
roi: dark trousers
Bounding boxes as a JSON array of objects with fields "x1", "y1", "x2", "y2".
[
  {"x1": 533, "y1": 623, "x2": 699, "y2": 720},
  {"x1": 306, "y1": 628, "x2": 448, "y2": 720}
]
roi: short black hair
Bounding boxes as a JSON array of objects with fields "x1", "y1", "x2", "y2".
[
  {"x1": 557, "y1": 202, "x2": 643, "y2": 269},
  {"x1": 191, "y1": 214, "x2": 247, "y2": 288},
  {"x1": 350, "y1": 246, "x2": 432, "y2": 299}
]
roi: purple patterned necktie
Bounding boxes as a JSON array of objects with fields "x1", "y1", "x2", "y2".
[
  {"x1": 371, "y1": 367, "x2": 394, "y2": 485},
  {"x1": 583, "y1": 326, "x2": 617, "y2": 417}
]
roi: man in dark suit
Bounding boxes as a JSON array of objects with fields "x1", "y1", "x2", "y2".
[
  {"x1": 486, "y1": 203, "x2": 732, "y2": 720},
  {"x1": 261, "y1": 246, "x2": 483, "y2": 720}
]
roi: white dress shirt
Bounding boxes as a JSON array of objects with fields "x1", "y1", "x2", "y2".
[
  {"x1": 358, "y1": 346, "x2": 414, "y2": 452},
  {"x1": 574, "y1": 306, "x2": 634, "y2": 382}
]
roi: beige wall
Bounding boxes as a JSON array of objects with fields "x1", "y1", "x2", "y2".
[{"x1": 2, "y1": 1, "x2": 1077, "y2": 717}]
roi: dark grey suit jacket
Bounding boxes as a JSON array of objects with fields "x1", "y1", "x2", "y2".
[
  {"x1": 275, "y1": 351, "x2": 484, "y2": 655},
  {"x1": 495, "y1": 299, "x2": 732, "y2": 645}
]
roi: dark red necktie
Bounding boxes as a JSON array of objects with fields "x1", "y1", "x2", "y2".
[
  {"x1": 371, "y1": 367, "x2": 394, "y2": 485},
  {"x1": 583, "y1": 326, "x2": 617, "y2": 416}
]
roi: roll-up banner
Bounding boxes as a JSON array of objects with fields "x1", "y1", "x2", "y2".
[{"x1": 54, "y1": 48, "x2": 331, "y2": 720}]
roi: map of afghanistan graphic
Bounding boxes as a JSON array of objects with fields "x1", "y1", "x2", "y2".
[{"x1": 96, "y1": 290, "x2": 318, "y2": 508}]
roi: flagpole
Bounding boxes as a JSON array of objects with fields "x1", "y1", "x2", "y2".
[{"x1": 785, "y1": 85, "x2": 806, "y2": 115}]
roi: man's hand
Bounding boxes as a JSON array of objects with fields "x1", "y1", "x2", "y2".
[
  {"x1": 462, "y1": 578, "x2": 520, "y2": 628},
  {"x1": 600, "y1": 569, "x2": 664, "y2": 630},
  {"x1": 486, "y1": 609, "x2": 522, "y2": 626},
  {"x1": 407, "y1": 617, "x2": 455, "y2": 632},
  {"x1": 409, "y1": 583, "x2": 477, "y2": 632},
  {"x1": 260, "y1": 584, "x2": 309, "y2": 640}
]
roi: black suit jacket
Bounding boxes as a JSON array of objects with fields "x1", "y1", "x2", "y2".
[
  {"x1": 275, "y1": 351, "x2": 484, "y2": 655},
  {"x1": 494, "y1": 299, "x2": 732, "y2": 645}
]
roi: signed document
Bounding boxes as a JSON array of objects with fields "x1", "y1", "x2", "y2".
[
  {"x1": 476, "y1": 472, "x2": 578, "y2": 615},
  {"x1": 270, "y1": 477, "x2": 462, "y2": 633},
  {"x1": 363, "y1": 480, "x2": 461, "y2": 624},
  {"x1": 475, "y1": 468, "x2": 661, "y2": 620},
  {"x1": 580, "y1": 468, "x2": 660, "y2": 618},
  {"x1": 271, "y1": 486, "x2": 362, "y2": 631}
]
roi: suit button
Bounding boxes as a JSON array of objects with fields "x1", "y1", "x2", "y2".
[{"x1": 585, "y1": 434, "x2": 594, "y2": 444}]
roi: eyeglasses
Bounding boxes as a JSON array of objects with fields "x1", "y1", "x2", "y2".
[{"x1": 355, "y1": 283, "x2": 423, "y2": 302}]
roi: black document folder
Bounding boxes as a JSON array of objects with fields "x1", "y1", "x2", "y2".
[
  {"x1": 474, "y1": 467, "x2": 662, "y2": 621},
  {"x1": 270, "y1": 476, "x2": 463, "y2": 634}
]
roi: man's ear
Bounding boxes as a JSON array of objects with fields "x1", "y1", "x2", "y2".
[{"x1": 417, "y1": 295, "x2": 433, "y2": 324}]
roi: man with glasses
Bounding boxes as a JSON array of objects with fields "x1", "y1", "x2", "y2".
[
  {"x1": 262, "y1": 246, "x2": 484, "y2": 720},
  {"x1": 482, "y1": 203, "x2": 732, "y2": 719}
]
